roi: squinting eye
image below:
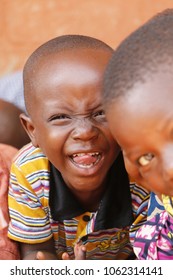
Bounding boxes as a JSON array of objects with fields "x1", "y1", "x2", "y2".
[
  {"x1": 138, "y1": 153, "x2": 154, "y2": 166},
  {"x1": 49, "y1": 114, "x2": 70, "y2": 121},
  {"x1": 93, "y1": 110, "x2": 105, "y2": 118}
]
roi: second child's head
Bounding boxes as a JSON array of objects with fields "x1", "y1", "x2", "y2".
[
  {"x1": 103, "y1": 9, "x2": 173, "y2": 197},
  {"x1": 21, "y1": 35, "x2": 119, "y2": 194}
]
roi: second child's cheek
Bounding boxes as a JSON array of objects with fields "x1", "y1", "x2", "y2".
[{"x1": 124, "y1": 157, "x2": 142, "y2": 182}]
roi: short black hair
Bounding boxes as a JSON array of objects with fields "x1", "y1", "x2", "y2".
[
  {"x1": 23, "y1": 34, "x2": 113, "y2": 113},
  {"x1": 103, "y1": 9, "x2": 173, "y2": 106}
]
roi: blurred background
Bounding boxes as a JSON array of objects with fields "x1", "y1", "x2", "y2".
[{"x1": 1, "y1": 0, "x2": 173, "y2": 76}]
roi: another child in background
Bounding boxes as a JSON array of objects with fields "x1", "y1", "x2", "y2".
[
  {"x1": 0, "y1": 99, "x2": 30, "y2": 149},
  {"x1": 102, "y1": 9, "x2": 173, "y2": 259},
  {"x1": 8, "y1": 35, "x2": 149, "y2": 260},
  {"x1": 0, "y1": 144, "x2": 19, "y2": 259},
  {"x1": 0, "y1": 98, "x2": 30, "y2": 259}
]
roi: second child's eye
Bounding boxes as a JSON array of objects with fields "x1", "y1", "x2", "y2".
[
  {"x1": 138, "y1": 153, "x2": 154, "y2": 166},
  {"x1": 93, "y1": 110, "x2": 106, "y2": 119}
]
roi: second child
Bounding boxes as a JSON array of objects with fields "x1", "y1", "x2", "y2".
[{"x1": 102, "y1": 9, "x2": 173, "y2": 259}]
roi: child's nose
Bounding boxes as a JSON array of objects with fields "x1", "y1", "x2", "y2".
[{"x1": 71, "y1": 118, "x2": 99, "y2": 141}]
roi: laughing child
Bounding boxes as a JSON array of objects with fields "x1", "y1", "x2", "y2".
[{"x1": 8, "y1": 34, "x2": 149, "y2": 259}]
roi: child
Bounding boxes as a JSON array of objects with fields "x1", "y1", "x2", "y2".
[
  {"x1": 8, "y1": 34, "x2": 149, "y2": 260},
  {"x1": 102, "y1": 9, "x2": 173, "y2": 259},
  {"x1": 0, "y1": 144, "x2": 20, "y2": 259},
  {"x1": 0, "y1": 99, "x2": 29, "y2": 149}
]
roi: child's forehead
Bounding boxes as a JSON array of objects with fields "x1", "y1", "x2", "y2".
[
  {"x1": 115, "y1": 68, "x2": 173, "y2": 117},
  {"x1": 30, "y1": 48, "x2": 112, "y2": 86},
  {"x1": 25, "y1": 46, "x2": 112, "y2": 111}
]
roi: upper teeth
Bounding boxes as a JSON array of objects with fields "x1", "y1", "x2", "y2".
[{"x1": 73, "y1": 152, "x2": 99, "y2": 157}]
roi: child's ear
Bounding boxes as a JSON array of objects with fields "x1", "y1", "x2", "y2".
[{"x1": 20, "y1": 113, "x2": 38, "y2": 147}]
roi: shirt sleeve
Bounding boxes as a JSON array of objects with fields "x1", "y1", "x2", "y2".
[
  {"x1": 134, "y1": 211, "x2": 173, "y2": 259},
  {"x1": 8, "y1": 161, "x2": 52, "y2": 244},
  {"x1": 131, "y1": 191, "x2": 173, "y2": 259}
]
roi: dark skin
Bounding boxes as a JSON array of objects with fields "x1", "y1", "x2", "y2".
[
  {"x1": 21, "y1": 241, "x2": 87, "y2": 260},
  {"x1": 20, "y1": 47, "x2": 119, "y2": 260},
  {"x1": 0, "y1": 99, "x2": 30, "y2": 149},
  {"x1": 105, "y1": 70, "x2": 173, "y2": 199},
  {"x1": 20, "y1": 239, "x2": 56, "y2": 260}
]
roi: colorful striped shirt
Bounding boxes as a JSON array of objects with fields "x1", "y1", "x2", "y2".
[{"x1": 8, "y1": 143, "x2": 149, "y2": 259}]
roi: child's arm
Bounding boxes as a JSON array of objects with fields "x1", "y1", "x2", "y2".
[
  {"x1": 62, "y1": 243, "x2": 86, "y2": 260},
  {"x1": 20, "y1": 238, "x2": 58, "y2": 260}
]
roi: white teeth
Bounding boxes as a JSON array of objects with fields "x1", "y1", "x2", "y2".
[{"x1": 73, "y1": 152, "x2": 100, "y2": 157}]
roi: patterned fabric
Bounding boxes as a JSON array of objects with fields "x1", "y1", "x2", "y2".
[
  {"x1": 132, "y1": 192, "x2": 173, "y2": 259},
  {"x1": 162, "y1": 195, "x2": 173, "y2": 216},
  {"x1": 8, "y1": 143, "x2": 149, "y2": 259},
  {"x1": 0, "y1": 144, "x2": 20, "y2": 260}
]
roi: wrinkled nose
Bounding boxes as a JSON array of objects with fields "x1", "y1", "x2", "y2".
[
  {"x1": 71, "y1": 118, "x2": 99, "y2": 141},
  {"x1": 162, "y1": 147, "x2": 173, "y2": 182}
]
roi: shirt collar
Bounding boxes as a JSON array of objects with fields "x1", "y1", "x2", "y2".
[{"x1": 49, "y1": 152, "x2": 134, "y2": 230}]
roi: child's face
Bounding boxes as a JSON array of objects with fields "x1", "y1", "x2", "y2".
[
  {"x1": 105, "y1": 70, "x2": 173, "y2": 197},
  {"x1": 23, "y1": 48, "x2": 119, "y2": 193}
]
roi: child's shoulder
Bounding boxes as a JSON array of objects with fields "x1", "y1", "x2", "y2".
[{"x1": 13, "y1": 142, "x2": 48, "y2": 168}]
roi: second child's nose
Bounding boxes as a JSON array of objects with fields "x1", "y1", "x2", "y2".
[{"x1": 71, "y1": 118, "x2": 99, "y2": 141}]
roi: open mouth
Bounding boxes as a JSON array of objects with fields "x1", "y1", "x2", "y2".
[{"x1": 70, "y1": 152, "x2": 101, "y2": 168}]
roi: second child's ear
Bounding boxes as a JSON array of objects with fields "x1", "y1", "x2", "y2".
[{"x1": 20, "y1": 113, "x2": 38, "y2": 147}]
